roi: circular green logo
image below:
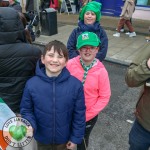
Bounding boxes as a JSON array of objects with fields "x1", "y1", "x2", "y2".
[{"x1": 2, "y1": 117, "x2": 33, "y2": 148}]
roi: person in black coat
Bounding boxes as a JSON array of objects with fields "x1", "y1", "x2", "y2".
[
  {"x1": 25, "y1": 0, "x2": 34, "y2": 12},
  {"x1": 0, "y1": 7, "x2": 41, "y2": 114},
  {"x1": 0, "y1": 7, "x2": 41, "y2": 150},
  {"x1": 74, "y1": 0, "x2": 80, "y2": 13}
]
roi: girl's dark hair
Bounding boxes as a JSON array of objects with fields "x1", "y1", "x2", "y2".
[
  {"x1": 18, "y1": 12, "x2": 32, "y2": 44},
  {"x1": 43, "y1": 40, "x2": 69, "y2": 61}
]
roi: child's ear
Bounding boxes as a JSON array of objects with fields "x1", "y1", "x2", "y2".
[
  {"x1": 78, "y1": 50, "x2": 81, "y2": 54},
  {"x1": 41, "y1": 55, "x2": 45, "y2": 64},
  {"x1": 64, "y1": 59, "x2": 68, "y2": 66},
  {"x1": 65, "y1": 59, "x2": 68, "y2": 63}
]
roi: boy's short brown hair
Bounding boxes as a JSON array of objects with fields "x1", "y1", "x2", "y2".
[{"x1": 43, "y1": 40, "x2": 69, "y2": 61}]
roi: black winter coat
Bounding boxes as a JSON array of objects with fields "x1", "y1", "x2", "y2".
[{"x1": 0, "y1": 7, "x2": 41, "y2": 113}]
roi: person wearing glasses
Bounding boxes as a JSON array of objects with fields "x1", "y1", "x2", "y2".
[
  {"x1": 67, "y1": 1, "x2": 108, "y2": 62},
  {"x1": 67, "y1": 31, "x2": 111, "y2": 150}
]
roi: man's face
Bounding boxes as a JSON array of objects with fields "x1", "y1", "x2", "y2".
[{"x1": 79, "y1": 45, "x2": 99, "y2": 65}]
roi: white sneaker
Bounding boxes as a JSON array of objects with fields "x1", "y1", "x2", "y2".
[
  {"x1": 116, "y1": 29, "x2": 124, "y2": 32},
  {"x1": 146, "y1": 79, "x2": 150, "y2": 87},
  {"x1": 125, "y1": 32, "x2": 130, "y2": 35},
  {"x1": 113, "y1": 32, "x2": 120, "y2": 37},
  {"x1": 120, "y1": 29, "x2": 124, "y2": 32},
  {"x1": 129, "y1": 32, "x2": 136, "y2": 37}
]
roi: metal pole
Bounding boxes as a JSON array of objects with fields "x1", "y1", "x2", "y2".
[
  {"x1": 21, "y1": 0, "x2": 26, "y2": 13},
  {"x1": 34, "y1": 0, "x2": 40, "y2": 37}
]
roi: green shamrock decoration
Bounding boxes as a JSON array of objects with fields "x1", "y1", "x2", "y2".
[{"x1": 9, "y1": 125, "x2": 27, "y2": 141}]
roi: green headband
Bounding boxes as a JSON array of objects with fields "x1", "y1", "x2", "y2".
[{"x1": 79, "y1": 1, "x2": 102, "y2": 22}]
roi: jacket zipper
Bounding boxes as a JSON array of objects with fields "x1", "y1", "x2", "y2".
[{"x1": 52, "y1": 79, "x2": 56, "y2": 144}]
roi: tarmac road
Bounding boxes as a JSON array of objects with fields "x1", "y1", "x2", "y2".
[{"x1": 88, "y1": 61, "x2": 141, "y2": 150}]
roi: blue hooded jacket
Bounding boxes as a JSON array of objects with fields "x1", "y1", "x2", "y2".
[
  {"x1": 20, "y1": 60, "x2": 86, "y2": 144},
  {"x1": 67, "y1": 21, "x2": 108, "y2": 61}
]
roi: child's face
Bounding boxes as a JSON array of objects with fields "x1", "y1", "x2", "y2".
[
  {"x1": 41, "y1": 46, "x2": 67, "y2": 77},
  {"x1": 79, "y1": 46, "x2": 99, "y2": 65},
  {"x1": 84, "y1": 11, "x2": 96, "y2": 25}
]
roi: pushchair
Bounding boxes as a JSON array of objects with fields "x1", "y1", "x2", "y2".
[{"x1": 24, "y1": 11, "x2": 41, "y2": 41}]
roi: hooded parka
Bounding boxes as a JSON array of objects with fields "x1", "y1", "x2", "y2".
[
  {"x1": 0, "y1": 7, "x2": 41, "y2": 113},
  {"x1": 20, "y1": 60, "x2": 86, "y2": 144}
]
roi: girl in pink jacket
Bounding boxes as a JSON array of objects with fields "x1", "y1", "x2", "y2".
[{"x1": 67, "y1": 31, "x2": 111, "y2": 150}]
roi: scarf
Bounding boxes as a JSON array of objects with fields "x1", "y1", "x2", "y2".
[{"x1": 80, "y1": 57, "x2": 97, "y2": 86}]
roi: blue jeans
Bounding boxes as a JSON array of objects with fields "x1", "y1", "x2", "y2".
[{"x1": 129, "y1": 120, "x2": 150, "y2": 150}]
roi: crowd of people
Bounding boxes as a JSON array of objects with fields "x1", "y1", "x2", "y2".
[{"x1": 0, "y1": 0, "x2": 150, "y2": 150}]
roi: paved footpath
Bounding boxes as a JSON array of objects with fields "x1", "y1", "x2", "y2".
[{"x1": 34, "y1": 24, "x2": 149, "y2": 65}]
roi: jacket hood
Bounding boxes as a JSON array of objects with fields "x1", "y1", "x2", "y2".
[
  {"x1": 0, "y1": 7, "x2": 26, "y2": 45},
  {"x1": 128, "y1": 0, "x2": 134, "y2": 4},
  {"x1": 36, "y1": 59, "x2": 71, "y2": 83},
  {"x1": 78, "y1": 20, "x2": 101, "y2": 32}
]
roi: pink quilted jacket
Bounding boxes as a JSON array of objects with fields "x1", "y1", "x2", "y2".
[{"x1": 67, "y1": 56, "x2": 111, "y2": 121}]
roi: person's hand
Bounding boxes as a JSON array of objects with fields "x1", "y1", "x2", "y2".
[
  {"x1": 147, "y1": 58, "x2": 150, "y2": 69},
  {"x1": 66, "y1": 141, "x2": 76, "y2": 150},
  {"x1": 26, "y1": 126, "x2": 33, "y2": 137}
]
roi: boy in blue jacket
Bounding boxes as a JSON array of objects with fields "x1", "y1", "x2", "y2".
[{"x1": 20, "y1": 40, "x2": 86, "y2": 150}]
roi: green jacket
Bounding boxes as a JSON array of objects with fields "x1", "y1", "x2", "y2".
[{"x1": 125, "y1": 43, "x2": 150, "y2": 131}]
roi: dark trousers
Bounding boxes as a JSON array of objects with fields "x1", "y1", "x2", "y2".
[
  {"x1": 129, "y1": 119, "x2": 150, "y2": 150},
  {"x1": 77, "y1": 115, "x2": 98, "y2": 150},
  {"x1": 37, "y1": 142, "x2": 67, "y2": 150}
]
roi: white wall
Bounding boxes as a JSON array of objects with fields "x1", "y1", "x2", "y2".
[{"x1": 133, "y1": 8, "x2": 150, "y2": 20}]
